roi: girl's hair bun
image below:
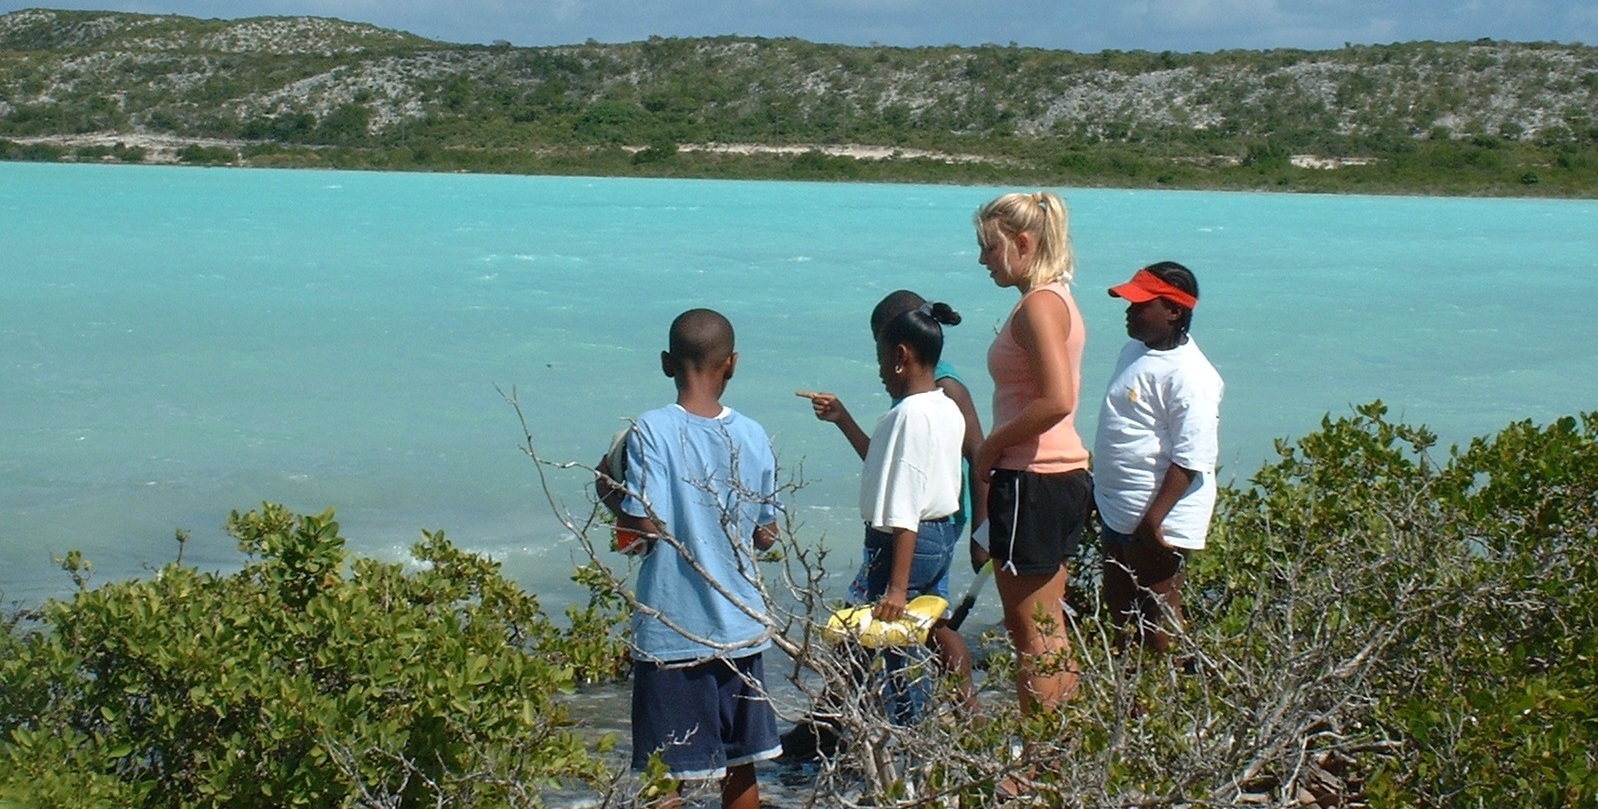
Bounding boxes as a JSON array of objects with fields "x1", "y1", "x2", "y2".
[{"x1": 927, "y1": 302, "x2": 961, "y2": 327}]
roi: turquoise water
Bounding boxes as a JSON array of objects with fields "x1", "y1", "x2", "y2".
[{"x1": 4, "y1": 162, "x2": 1596, "y2": 609}]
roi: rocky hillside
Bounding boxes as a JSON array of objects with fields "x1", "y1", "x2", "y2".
[
  {"x1": 3, "y1": 8, "x2": 1597, "y2": 193},
  {"x1": 0, "y1": 8, "x2": 427, "y2": 53}
]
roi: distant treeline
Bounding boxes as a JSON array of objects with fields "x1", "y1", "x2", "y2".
[{"x1": 2, "y1": 8, "x2": 1597, "y2": 195}]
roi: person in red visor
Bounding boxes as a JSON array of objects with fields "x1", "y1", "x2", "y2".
[{"x1": 1094, "y1": 262, "x2": 1225, "y2": 655}]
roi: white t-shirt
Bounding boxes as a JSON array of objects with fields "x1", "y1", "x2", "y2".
[
  {"x1": 859, "y1": 389, "x2": 965, "y2": 533},
  {"x1": 1093, "y1": 338, "x2": 1225, "y2": 550}
]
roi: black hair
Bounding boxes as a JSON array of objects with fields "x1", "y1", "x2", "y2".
[
  {"x1": 1142, "y1": 261, "x2": 1198, "y2": 338},
  {"x1": 878, "y1": 302, "x2": 961, "y2": 367},
  {"x1": 668, "y1": 308, "x2": 734, "y2": 368},
  {"x1": 869, "y1": 289, "x2": 927, "y2": 338}
]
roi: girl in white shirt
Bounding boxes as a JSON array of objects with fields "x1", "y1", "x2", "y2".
[
  {"x1": 802, "y1": 301, "x2": 975, "y2": 718},
  {"x1": 857, "y1": 302, "x2": 967, "y2": 624}
]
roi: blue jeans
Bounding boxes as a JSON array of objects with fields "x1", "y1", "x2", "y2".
[
  {"x1": 861, "y1": 517, "x2": 959, "y2": 604},
  {"x1": 856, "y1": 517, "x2": 959, "y2": 724},
  {"x1": 848, "y1": 516, "x2": 960, "y2": 604}
]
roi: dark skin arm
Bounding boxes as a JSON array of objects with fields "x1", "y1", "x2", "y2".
[
  {"x1": 800, "y1": 373, "x2": 981, "y2": 475},
  {"x1": 1113, "y1": 463, "x2": 1196, "y2": 649},
  {"x1": 595, "y1": 454, "x2": 625, "y2": 518},
  {"x1": 872, "y1": 526, "x2": 917, "y2": 622},
  {"x1": 935, "y1": 376, "x2": 988, "y2": 528},
  {"x1": 753, "y1": 521, "x2": 778, "y2": 552},
  {"x1": 614, "y1": 514, "x2": 778, "y2": 554},
  {"x1": 935, "y1": 376, "x2": 993, "y2": 571},
  {"x1": 795, "y1": 390, "x2": 870, "y2": 460},
  {"x1": 1134, "y1": 464, "x2": 1197, "y2": 548},
  {"x1": 614, "y1": 512, "x2": 655, "y2": 553}
]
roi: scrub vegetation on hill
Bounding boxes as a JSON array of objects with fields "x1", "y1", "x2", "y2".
[
  {"x1": 3, "y1": 404, "x2": 1595, "y2": 807},
  {"x1": 2, "y1": 8, "x2": 1598, "y2": 195}
]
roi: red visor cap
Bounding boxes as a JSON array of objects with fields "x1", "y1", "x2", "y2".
[{"x1": 1107, "y1": 269, "x2": 1198, "y2": 310}]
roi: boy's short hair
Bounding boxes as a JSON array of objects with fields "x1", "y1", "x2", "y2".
[{"x1": 668, "y1": 308, "x2": 735, "y2": 368}]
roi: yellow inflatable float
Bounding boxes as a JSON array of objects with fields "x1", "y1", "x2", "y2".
[{"x1": 821, "y1": 595, "x2": 948, "y2": 648}]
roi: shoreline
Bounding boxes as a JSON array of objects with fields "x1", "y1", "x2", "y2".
[
  {"x1": 7, "y1": 132, "x2": 1007, "y2": 167},
  {"x1": 11, "y1": 131, "x2": 1591, "y2": 200},
  {"x1": 6, "y1": 132, "x2": 253, "y2": 164}
]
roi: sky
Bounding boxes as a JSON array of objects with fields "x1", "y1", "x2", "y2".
[{"x1": 1, "y1": 0, "x2": 1595, "y2": 52}]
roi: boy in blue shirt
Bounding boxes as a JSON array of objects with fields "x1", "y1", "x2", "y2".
[{"x1": 604, "y1": 308, "x2": 781, "y2": 809}]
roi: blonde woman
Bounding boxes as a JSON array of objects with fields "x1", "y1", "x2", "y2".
[{"x1": 972, "y1": 191, "x2": 1092, "y2": 713}]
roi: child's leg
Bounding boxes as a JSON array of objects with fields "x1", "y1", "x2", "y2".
[
  {"x1": 928, "y1": 622, "x2": 977, "y2": 710},
  {"x1": 721, "y1": 762, "x2": 759, "y2": 809},
  {"x1": 918, "y1": 518, "x2": 977, "y2": 709},
  {"x1": 992, "y1": 567, "x2": 1074, "y2": 799},
  {"x1": 867, "y1": 519, "x2": 975, "y2": 717},
  {"x1": 720, "y1": 654, "x2": 781, "y2": 800}
]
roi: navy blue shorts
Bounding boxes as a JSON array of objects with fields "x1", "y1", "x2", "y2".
[
  {"x1": 987, "y1": 468, "x2": 1092, "y2": 576},
  {"x1": 631, "y1": 653, "x2": 782, "y2": 779}
]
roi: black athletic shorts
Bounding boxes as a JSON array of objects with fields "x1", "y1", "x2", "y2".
[{"x1": 986, "y1": 468, "x2": 1093, "y2": 576}]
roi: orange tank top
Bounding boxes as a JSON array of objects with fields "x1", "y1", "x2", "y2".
[{"x1": 986, "y1": 281, "x2": 1090, "y2": 474}]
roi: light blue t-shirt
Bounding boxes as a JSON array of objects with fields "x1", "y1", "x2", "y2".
[{"x1": 621, "y1": 403, "x2": 780, "y2": 662}]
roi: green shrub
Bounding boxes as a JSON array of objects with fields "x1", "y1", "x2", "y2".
[
  {"x1": 631, "y1": 138, "x2": 677, "y2": 165},
  {"x1": 112, "y1": 142, "x2": 147, "y2": 162},
  {"x1": 4, "y1": 409, "x2": 1594, "y2": 807},
  {"x1": 175, "y1": 145, "x2": 237, "y2": 165},
  {"x1": 788, "y1": 404, "x2": 1597, "y2": 807},
  {"x1": 0, "y1": 139, "x2": 63, "y2": 161},
  {"x1": 312, "y1": 103, "x2": 373, "y2": 146},
  {"x1": 0, "y1": 504, "x2": 628, "y2": 808},
  {"x1": 1194, "y1": 404, "x2": 1598, "y2": 806},
  {"x1": 1373, "y1": 412, "x2": 1598, "y2": 806}
]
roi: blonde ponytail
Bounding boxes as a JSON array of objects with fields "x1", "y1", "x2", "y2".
[{"x1": 974, "y1": 190, "x2": 1075, "y2": 287}]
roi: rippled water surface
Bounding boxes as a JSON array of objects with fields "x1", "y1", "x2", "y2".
[{"x1": 4, "y1": 162, "x2": 1596, "y2": 610}]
